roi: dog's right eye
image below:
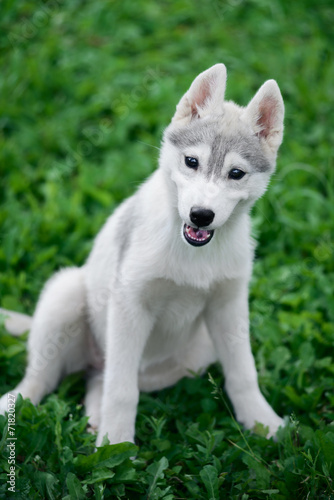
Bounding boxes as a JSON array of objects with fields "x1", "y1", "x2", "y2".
[
  {"x1": 228, "y1": 168, "x2": 246, "y2": 180},
  {"x1": 185, "y1": 156, "x2": 198, "y2": 169}
]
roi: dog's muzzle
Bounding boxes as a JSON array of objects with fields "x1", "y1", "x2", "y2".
[{"x1": 183, "y1": 223, "x2": 214, "y2": 247}]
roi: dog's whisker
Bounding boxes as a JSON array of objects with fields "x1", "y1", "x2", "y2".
[{"x1": 136, "y1": 140, "x2": 160, "y2": 151}]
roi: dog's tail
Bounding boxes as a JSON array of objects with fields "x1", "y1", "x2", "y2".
[{"x1": 0, "y1": 308, "x2": 32, "y2": 336}]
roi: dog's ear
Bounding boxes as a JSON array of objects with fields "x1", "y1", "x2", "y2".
[
  {"x1": 244, "y1": 80, "x2": 284, "y2": 157},
  {"x1": 172, "y1": 64, "x2": 227, "y2": 125}
]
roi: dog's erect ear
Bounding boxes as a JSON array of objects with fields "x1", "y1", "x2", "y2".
[
  {"x1": 172, "y1": 64, "x2": 227, "y2": 125},
  {"x1": 244, "y1": 80, "x2": 284, "y2": 157}
]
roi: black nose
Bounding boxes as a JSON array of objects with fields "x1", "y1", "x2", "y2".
[{"x1": 190, "y1": 207, "x2": 215, "y2": 227}]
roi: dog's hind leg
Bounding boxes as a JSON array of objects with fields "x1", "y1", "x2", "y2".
[
  {"x1": 85, "y1": 370, "x2": 103, "y2": 432},
  {"x1": 139, "y1": 322, "x2": 217, "y2": 392},
  {"x1": 138, "y1": 358, "x2": 188, "y2": 392},
  {"x1": 0, "y1": 267, "x2": 90, "y2": 414},
  {"x1": 181, "y1": 321, "x2": 218, "y2": 374}
]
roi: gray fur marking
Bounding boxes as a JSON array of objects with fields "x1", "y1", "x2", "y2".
[
  {"x1": 115, "y1": 199, "x2": 136, "y2": 275},
  {"x1": 207, "y1": 134, "x2": 271, "y2": 178},
  {"x1": 166, "y1": 119, "x2": 271, "y2": 177},
  {"x1": 167, "y1": 120, "x2": 217, "y2": 149}
]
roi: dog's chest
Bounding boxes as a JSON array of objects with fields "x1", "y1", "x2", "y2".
[
  {"x1": 140, "y1": 278, "x2": 208, "y2": 361},
  {"x1": 144, "y1": 278, "x2": 207, "y2": 319}
]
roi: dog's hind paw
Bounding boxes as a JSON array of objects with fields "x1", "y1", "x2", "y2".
[
  {"x1": 87, "y1": 424, "x2": 98, "y2": 435},
  {"x1": 0, "y1": 392, "x2": 13, "y2": 415}
]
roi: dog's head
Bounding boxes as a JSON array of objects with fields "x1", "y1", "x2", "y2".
[{"x1": 160, "y1": 64, "x2": 284, "y2": 247}]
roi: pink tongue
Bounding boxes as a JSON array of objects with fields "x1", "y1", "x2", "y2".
[{"x1": 189, "y1": 226, "x2": 209, "y2": 240}]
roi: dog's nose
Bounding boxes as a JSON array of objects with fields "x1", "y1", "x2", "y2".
[{"x1": 190, "y1": 207, "x2": 215, "y2": 227}]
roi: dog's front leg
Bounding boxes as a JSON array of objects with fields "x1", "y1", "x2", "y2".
[
  {"x1": 205, "y1": 278, "x2": 283, "y2": 438},
  {"x1": 96, "y1": 300, "x2": 153, "y2": 446}
]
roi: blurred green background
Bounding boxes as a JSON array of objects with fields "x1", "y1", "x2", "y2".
[{"x1": 0, "y1": 1, "x2": 334, "y2": 498}]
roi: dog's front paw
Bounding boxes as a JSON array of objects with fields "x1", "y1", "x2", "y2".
[
  {"x1": 253, "y1": 414, "x2": 285, "y2": 439},
  {"x1": 96, "y1": 426, "x2": 135, "y2": 447},
  {"x1": 234, "y1": 393, "x2": 284, "y2": 439}
]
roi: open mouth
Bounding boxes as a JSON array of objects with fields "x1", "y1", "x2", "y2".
[{"x1": 183, "y1": 223, "x2": 214, "y2": 247}]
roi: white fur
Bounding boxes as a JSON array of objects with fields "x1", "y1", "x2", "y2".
[
  {"x1": 0, "y1": 64, "x2": 285, "y2": 443},
  {"x1": 0, "y1": 308, "x2": 32, "y2": 336}
]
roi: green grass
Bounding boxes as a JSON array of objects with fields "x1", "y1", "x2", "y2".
[{"x1": 1, "y1": 0, "x2": 334, "y2": 498}]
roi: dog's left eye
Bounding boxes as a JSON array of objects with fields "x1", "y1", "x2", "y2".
[
  {"x1": 228, "y1": 168, "x2": 246, "y2": 180},
  {"x1": 185, "y1": 156, "x2": 199, "y2": 169}
]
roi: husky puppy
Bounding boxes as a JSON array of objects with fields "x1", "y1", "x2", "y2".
[{"x1": 0, "y1": 64, "x2": 285, "y2": 445}]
